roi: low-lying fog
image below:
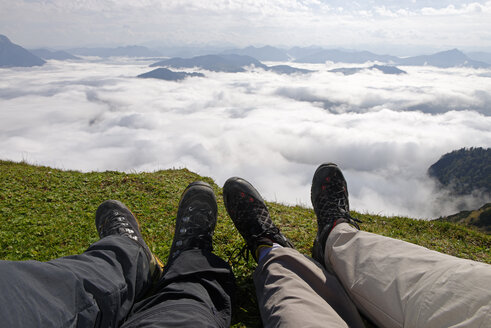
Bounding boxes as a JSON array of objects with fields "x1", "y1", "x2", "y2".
[{"x1": 1, "y1": 58, "x2": 489, "y2": 218}]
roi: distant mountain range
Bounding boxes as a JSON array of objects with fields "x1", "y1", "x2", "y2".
[
  {"x1": 466, "y1": 52, "x2": 491, "y2": 65},
  {"x1": 2, "y1": 32, "x2": 491, "y2": 70},
  {"x1": 396, "y1": 49, "x2": 487, "y2": 68},
  {"x1": 295, "y1": 49, "x2": 399, "y2": 64},
  {"x1": 329, "y1": 65, "x2": 406, "y2": 75},
  {"x1": 218, "y1": 46, "x2": 490, "y2": 68},
  {"x1": 221, "y1": 45, "x2": 290, "y2": 61},
  {"x1": 268, "y1": 65, "x2": 313, "y2": 74},
  {"x1": 150, "y1": 54, "x2": 313, "y2": 75},
  {"x1": 150, "y1": 54, "x2": 263, "y2": 72},
  {"x1": 138, "y1": 68, "x2": 204, "y2": 81},
  {"x1": 0, "y1": 34, "x2": 45, "y2": 67},
  {"x1": 62, "y1": 45, "x2": 491, "y2": 68},
  {"x1": 67, "y1": 46, "x2": 162, "y2": 58},
  {"x1": 291, "y1": 48, "x2": 488, "y2": 68},
  {"x1": 29, "y1": 48, "x2": 79, "y2": 60}
]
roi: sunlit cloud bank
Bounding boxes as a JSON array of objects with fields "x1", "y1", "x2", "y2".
[{"x1": 1, "y1": 59, "x2": 490, "y2": 218}]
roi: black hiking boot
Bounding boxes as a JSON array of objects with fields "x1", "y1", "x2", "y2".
[
  {"x1": 223, "y1": 177, "x2": 294, "y2": 262},
  {"x1": 311, "y1": 163, "x2": 361, "y2": 263},
  {"x1": 95, "y1": 200, "x2": 164, "y2": 283},
  {"x1": 167, "y1": 181, "x2": 217, "y2": 263}
]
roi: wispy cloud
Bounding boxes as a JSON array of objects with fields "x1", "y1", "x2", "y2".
[
  {"x1": 1, "y1": 59, "x2": 490, "y2": 218},
  {"x1": 1, "y1": 0, "x2": 490, "y2": 53}
]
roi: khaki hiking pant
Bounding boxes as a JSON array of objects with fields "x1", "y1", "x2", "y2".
[{"x1": 254, "y1": 223, "x2": 491, "y2": 328}]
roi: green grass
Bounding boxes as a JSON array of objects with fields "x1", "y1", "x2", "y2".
[{"x1": 1, "y1": 160, "x2": 490, "y2": 327}]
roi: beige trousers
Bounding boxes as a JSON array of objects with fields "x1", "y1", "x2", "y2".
[
  {"x1": 254, "y1": 223, "x2": 491, "y2": 328},
  {"x1": 326, "y1": 223, "x2": 491, "y2": 328},
  {"x1": 253, "y1": 246, "x2": 365, "y2": 328}
]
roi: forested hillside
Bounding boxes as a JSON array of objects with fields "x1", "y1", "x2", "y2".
[{"x1": 428, "y1": 147, "x2": 490, "y2": 195}]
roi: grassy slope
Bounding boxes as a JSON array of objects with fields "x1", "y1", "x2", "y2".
[
  {"x1": 436, "y1": 203, "x2": 491, "y2": 234},
  {"x1": 1, "y1": 160, "x2": 490, "y2": 327}
]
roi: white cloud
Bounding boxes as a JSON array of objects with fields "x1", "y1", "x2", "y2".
[
  {"x1": 0, "y1": 0, "x2": 490, "y2": 52},
  {"x1": 0, "y1": 58, "x2": 490, "y2": 219},
  {"x1": 421, "y1": 2, "x2": 491, "y2": 15}
]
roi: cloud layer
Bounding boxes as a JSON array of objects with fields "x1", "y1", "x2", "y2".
[{"x1": 1, "y1": 58, "x2": 490, "y2": 218}]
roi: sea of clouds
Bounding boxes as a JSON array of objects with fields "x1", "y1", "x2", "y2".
[{"x1": 1, "y1": 58, "x2": 490, "y2": 218}]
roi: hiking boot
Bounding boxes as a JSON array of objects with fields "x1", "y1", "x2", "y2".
[
  {"x1": 167, "y1": 181, "x2": 217, "y2": 262},
  {"x1": 223, "y1": 177, "x2": 294, "y2": 262},
  {"x1": 311, "y1": 163, "x2": 361, "y2": 263},
  {"x1": 95, "y1": 200, "x2": 164, "y2": 282}
]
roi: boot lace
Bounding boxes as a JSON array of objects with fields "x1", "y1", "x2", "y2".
[
  {"x1": 316, "y1": 181, "x2": 361, "y2": 229},
  {"x1": 98, "y1": 211, "x2": 139, "y2": 241}
]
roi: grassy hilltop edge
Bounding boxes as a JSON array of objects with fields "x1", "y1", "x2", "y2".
[{"x1": 1, "y1": 160, "x2": 490, "y2": 326}]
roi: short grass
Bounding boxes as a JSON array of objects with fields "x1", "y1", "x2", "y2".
[{"x1": 1, "y1": 160, "x2": 490, "y2": 327}]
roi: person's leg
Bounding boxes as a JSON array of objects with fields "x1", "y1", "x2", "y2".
[
  {"x1": 223, "y1": 177, "x2": 364, "y2": 328},
  {"x1": 310, "y1": 162, "x2": 491, "y2": 328},
  {"x1": 0, "y1": 200, "x2": 163, "y2": 328},
  {"x1": 325, "y1": 223, "x2": 491, "y2": 328},
  {"x1": 123, "y1": 249, "x2": 235, "y2": 328},
  {"x1": 122, "y1": 181, "x2": 236, "y2": 328},
  {"x1": 254, "y1": 247, "x2": 365, "y2": 328}
]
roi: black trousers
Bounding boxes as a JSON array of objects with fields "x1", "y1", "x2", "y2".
[{"x1": 0, "y1": 235, "x2": 235, "y2": 327}]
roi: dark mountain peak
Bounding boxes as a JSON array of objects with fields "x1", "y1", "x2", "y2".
[
  {"x1": 329, "y1": 65, "x2": 406, "y2": 75},
  {"x1": 221, "y1": 46, "x2": 289, "y2": 61},
  {"x1": 150, "y1": 53, "x2": 313, "y2": 75},
  {"x1": 0, "y1": 34, "x2": 45, "y2": 67},
  {"x1": 434, "y1": 48, "x2": 466, "y2": 59},
  {"x1": 0, "y1": 34, "x2": 11, "y2": 43},
  {"x1": 30, "y1": 48, "x2": 79, "y2": 60},
  {"x1": 451, "y1": 48, "x2": 462, "y2": 53},
  {"x1": 442, "y1": 48, "x2": 463, "y2": 54},
  {"x1": 219, "y1": 54, "x2": 265, "y2": 67},
  {"x1": 290, "y1": 46, "x2": 488, "y2": 68},
  {"x1": 371, "y1": 65, "x2": 407, "y2": 74},
  {"x1": 294, "y1": 49, "x2": 399, "y2": 64},
  {"x1": 138, "y1": 67, "x2": 204, "y2": 81},
  {"x1": 400, "y1": 49, "x2": 488, "y2": 68},
  {"x1": 244, "y1": 45, "x2": 260, "y2": 50},
  {"x1": 150, "y1": 54, "x2": 267, "y2": 72},
  {"x1": 245, "y1": 45, "x2": 280, "y2": 52},
  {"x1": 267, "y1": 65, "x2": 313, "y2": 75}
]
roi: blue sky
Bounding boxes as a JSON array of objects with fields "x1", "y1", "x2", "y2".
[{"x1": 1, "y1": 0, "x2": 490, "y2": 54}]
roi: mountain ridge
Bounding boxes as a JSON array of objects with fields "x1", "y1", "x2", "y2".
[
  {"x1": 436, "y1": 203, "x2": 491, "y2": 234},
  {"x1": 138, "y1": 67, "x2": 204, "y2": 81},
  {"x1": 221, "y1": 45, "x2": 290, "y2": 61},
  {"x1": 150, "y1": 54, "x2": 313, "y2": 75},
  {"x1": 397, "y1": 49, "x2": 488, "y2": 68},
  {"x1": 29, "y1": 48, "x2": 79, "y2": 60},
  {"x1": 329, "y1": 65, "x2": 407, "y2": 75},
  {"x1": 216, "y1": 46, "x2": 490, "y2": 68},
  {"x1": 428, "y1": 147, "x2": 491, "y2": 196},
  {"x1": 0, "y1": 34, "x2": 45, "y2": 67},
  {"x1": 4, "y1": 33, "x2": 488, "y2": 69}
]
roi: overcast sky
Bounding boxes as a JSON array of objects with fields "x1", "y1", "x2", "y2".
[{"x1": 1, "y1": 0, "x2": 491, "y2": 54}]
